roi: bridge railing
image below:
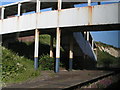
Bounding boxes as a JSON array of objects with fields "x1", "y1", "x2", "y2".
[{"x1": 1, "y1": 0, "x2": 117, "y2": 20}]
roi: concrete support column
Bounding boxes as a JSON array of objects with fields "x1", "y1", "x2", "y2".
[
  {"x1": 34, "y1": 29, "x2": 39, "y2": 70},
  {"x1": 36, "y1": 0, "x2": 41, "y2": 13},
  {"x1": 50, "y1": 35, "x2": 54, "y2": 58},
  {"x1": 1, "y1": 7, "x2": 5, "y2": 19},
  {"x1": 55, "y1": 0, "x2": 62, "y2": 73},
  {"x1": 18, "y1": 3, "x2": 21, "y2": 16},
  {"x1": 55, "y1": 27, "x2": 61, "y2": 73},
  {"x1": 69, "y1": 37, "x2": 73, "y2": 71},
  {"x1": 88, "y1": 0, "x2": 91, "y2": 6}
]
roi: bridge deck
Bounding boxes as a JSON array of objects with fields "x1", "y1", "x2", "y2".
[{"x1": 0, "y1": 3, "x2": 120, "y2": 34}]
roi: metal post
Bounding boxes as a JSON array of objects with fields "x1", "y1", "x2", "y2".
[
  {"x1": 50, "y1": 35, "x2": 53, "y2": 58},
  {"x1": 36, "y1": 0, "x2": 41, "y2": 13},
  {"x1": 18, "y1": 3, "x2": 21, "y2": 16},
  {"x1": 1, "y1": 7, "x2": 5, "y2": 19},
  {"x1": 87, "y1": 31, "x2": 89, "y2": 41},
  {"x1": 84, "y1": 31, "x2": 87, "y2": 40},
  {"x1": 55, "y1": 27, "x2": 61, "y2": 73},
  {"x1": 58, "y1": 0, "x2": 62, "y2": 10},
  {"x1": 92, "y1": 39, "x2": 94, "y2": 50},
  {"x1": 34, "y1": 29, "x2": 39, "y2": 70},
  {"x1": 88, "y1": 0, "x2": 91, "y2": 6},
  {"x1": 69, "y1": 37, "x2": 73, "y2": 71}
]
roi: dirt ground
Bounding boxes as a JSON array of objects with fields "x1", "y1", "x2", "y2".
[{"x1": 3, "y1": 69, "x2": 112, "y2": 89}]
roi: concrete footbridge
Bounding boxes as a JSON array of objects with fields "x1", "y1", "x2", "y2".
[{"x1": 0, "y1": 0, "x2": 120, "y2": 72}]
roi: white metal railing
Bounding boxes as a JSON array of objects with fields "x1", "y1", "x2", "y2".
[{"x1": 0, "y1": 0, "x2": 92, "y2": 20}]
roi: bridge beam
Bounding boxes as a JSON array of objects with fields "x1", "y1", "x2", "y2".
[
  {"x1": 50, "y1": 35, "x2": 54, "y2": 58},
  {"x1": 34, "y1": 29, "x2": 39, "y2": 70},
  {"x1": 69, "y1": 36, "x2": 73, "y2": 71}
]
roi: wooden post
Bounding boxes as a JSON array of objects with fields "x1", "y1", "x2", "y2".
[
  {"x1": 50, "y1": 35, "x2": 53, "y2": 58},
  {"x1": 34, "y1": 29, "x2": 39, "y2": 70},
  {"x1": 69, "y1": 36, "x2": 73, "y2": 71}
]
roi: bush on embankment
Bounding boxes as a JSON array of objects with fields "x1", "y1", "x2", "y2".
[
  {"x1": 1, "y1": 46, "x2": 40, "y2": 84},
  {"x1": 39, "y1": 54, "x2": 54, "y2": 70}
]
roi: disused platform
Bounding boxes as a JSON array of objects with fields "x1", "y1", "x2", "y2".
[{"x1": 4, "y1": 70, "x2": 113, "y2": 89}]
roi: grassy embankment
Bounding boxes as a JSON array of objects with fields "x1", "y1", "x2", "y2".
[{"x1": 1, "y1": 35, "x2": 56, "y2": 85}]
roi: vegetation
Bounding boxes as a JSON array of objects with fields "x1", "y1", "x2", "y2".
[
  {"x1": 1, "y1": 34, "x2": 66, "y2": 85},
  {"x1": 1, "y1": 46, "x2": 40, "y2": 84},
  {"x1": 39, "y1": 54, "x2": 55, "y2": 70},
  {"x1": 96, "y1": 42, "x2": 120, "y2": 68},
  {"x1": 40, "y1": 35, "x2": 51, "y2": 45}
]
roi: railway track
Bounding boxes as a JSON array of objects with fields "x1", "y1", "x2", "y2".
[{"x1": 63, "y1": 69, "x2": 120, "y2": 89}]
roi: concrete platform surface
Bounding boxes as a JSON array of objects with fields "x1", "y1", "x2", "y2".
[{"x1": 4, "y1": 70, "x2": 112, "y2": 89}]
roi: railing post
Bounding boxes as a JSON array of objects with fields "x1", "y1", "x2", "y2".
[
  {"x1": 36, "y1": 0, "x2": 41, "y2": 13},
  {"x1": 87, "y1": 31, "x2": 90, "y2": 41},
  {"x1": 18, "y1": 3, "x2": 21, "y2": 16},
  {"x1": 1, "y1": 7, "x2": 5, "y2": 19},
  {"x1": 92, "y1": 39, "x2": 94, "y2": 50},
  {"x1": 58, "y1": 0, "x2": 62, "y2": 10},
  {"x1": 88, "y1": 0, "x2": 91, "y2": 6}
]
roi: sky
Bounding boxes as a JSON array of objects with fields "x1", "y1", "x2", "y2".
[
  {"x1": 91, "y1": 31, "x2": 120, "y2": 48},
  {"x1": 0, "y1": 0, "x2": 120, "y2": 48}
]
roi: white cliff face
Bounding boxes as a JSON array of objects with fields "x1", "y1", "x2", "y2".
[{"x1": 97, "y1": 45, "x2": 120, "y2": 58}]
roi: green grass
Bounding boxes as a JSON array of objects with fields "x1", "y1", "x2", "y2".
[{"x1": 1, "y1": 46, "x2": 40, "y2": 85}]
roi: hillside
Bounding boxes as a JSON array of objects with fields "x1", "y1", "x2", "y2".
[
  {"x1": 96, "y1": 42, "x2": 120, "y2": 58},
  {"x1": 95, "y1": 42, "x2": 120, "y2": 68}
]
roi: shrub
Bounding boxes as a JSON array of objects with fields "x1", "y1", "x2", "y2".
[
  {"x1": 1, "y1": 46, "x2": 40, "y2": 84},
  {"x1": 39, "y1": 54, "x2": 54, "y2": 70}
]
